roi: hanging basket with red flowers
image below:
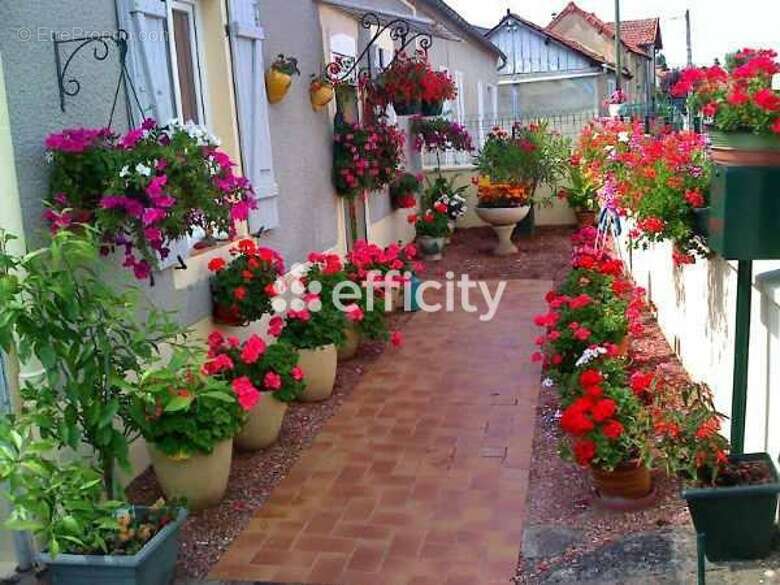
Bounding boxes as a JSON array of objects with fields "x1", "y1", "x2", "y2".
[{"x1": 208, "y1": 239, "x2": 285, "y2": 326}]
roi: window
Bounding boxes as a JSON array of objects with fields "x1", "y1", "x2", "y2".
[{"x1": 167, "y1": 0, "x2": 207, "y2": 124}]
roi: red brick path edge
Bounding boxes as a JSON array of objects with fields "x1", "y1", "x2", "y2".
[{"x1": 211, "y1": 280, "x2": 550, "y2": 585}]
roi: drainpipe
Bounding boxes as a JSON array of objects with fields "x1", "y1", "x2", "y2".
[{"x1": 614, "y1": 0, "x2": 621, "y2": 92}]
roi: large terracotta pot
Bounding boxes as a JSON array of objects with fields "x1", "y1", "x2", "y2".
[
  {"x1": 475, "y1": 205, "x2": 531, "y2": 256},
  {"x1": 310, "y1": 82, "x2": 334, "y2": 111},
  {"x1": 297, "y1": 344, "x2": 337, "y2": 402},
  {"x1": 337, "y1": 323, "x2": 361, "y2": 361},
  {"x1": 615, "y1": 336, "x2": 630, "y2": 357},
  {"x1": 265, "y1": 68, "x2": 292, "y2": 104},
  {"x1": 235, "y1": 393, "x2": 288, "y2": 450},
  {"x1": 709, "y1": 131, "x2": 780, "y2": 167},
  {"x1": 148, "y1": 439, "x2": 232, "y2": 511},
  {"x1": 591, "y1": 459, "x2": 652, "y2": 499},
  {"x1": 417, "y1": 235, "x2": 445, "y2": 261}
]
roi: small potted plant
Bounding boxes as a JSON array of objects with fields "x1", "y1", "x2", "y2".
[
  {"x1": 278, "y1": 273, "x2": 345, "y2": 402},
  {"x1": 208, "y1": 238, "x2": 285, "y2": 340},
  {"x1": 605, "y1": 88, "x2": 626, "y2": 117},
  {"x1": 135, "y1": 347, "x2": 250, "y2": 510},
  {"x1": 653, "y1": 384, "x2": 780, "y2": 561},
  {"x1": 206, "y1": 331, "x2": 304, "y2": 449},
  {"x1": 389, "y1": 172, "x2": 422, "y2": 210},
  {"x1": 420, "y1": 69, "x2": 457, "y2": 116},
  {"x1": 423, "y1": 175, "x2": 468, "y2": 243},
  {"x1": 558, "y1": 154, "x2": 600, "y2": 227},
  {"x1": 266, "y1": 54, "x2": 300, "y2": 103},
  {"x1": 309, "y1": 67, "x2": 335, "y2": 111},
  {"x1": 411, "y1": 203, "x2": 450, "y2": 261}
]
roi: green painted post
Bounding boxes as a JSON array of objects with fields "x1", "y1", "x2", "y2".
[{"x1": 730, "y1": 260, "x2": 753, "y2": 454}]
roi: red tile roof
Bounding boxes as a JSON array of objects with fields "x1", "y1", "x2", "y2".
[
  {"x1": 547, "y1": 1, "x2": 653, "y2": 57},
  {"x1": 605, "y1": 18, "x2": 662, "y2": 51}
]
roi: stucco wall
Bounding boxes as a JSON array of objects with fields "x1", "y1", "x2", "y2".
[
  {"x1": 614, "y1": 230, "x2": 780, "y2": 463},
  {"x1": 0, "y1": 0, "x2": 128, "y2": 245}
]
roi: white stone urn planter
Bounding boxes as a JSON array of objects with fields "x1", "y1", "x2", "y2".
[
  {"x1": 417, "y1": 235, "x2": 445, "y2": 261},
  {"x1": 475, "y1": 205, "x2": 531, "y2": 256}
]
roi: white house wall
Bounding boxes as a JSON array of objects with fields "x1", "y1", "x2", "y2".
[{"x1": 615, "y1": 231, "x2": 780, "y2": 463}]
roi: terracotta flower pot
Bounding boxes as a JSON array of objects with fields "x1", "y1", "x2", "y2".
[
  {"x1": 235, "y1": 393, "x2": 288, "y2": 450},
  {"x1": 709, "y1": 131, "x2": 780, "y2": 167},
  {"x1": 591, "y1": 459, "x2": 652, "y2": 499},
  {"x1": 148, "y1": 439, "x2": 232, "y2": 511},
  {"x1": 337, "y1": 323, "x2": 361, "y2": 361},
  {"x1": 310, "y1": 82, "x2": 334, "y2": 111},
  {"x1": 297, "y1": 344, "x2": 337, "y2": 402},
  {"x1": 575, "y1": 210, "x2": 597, "y2": 228},
  {"x1": 266, "y1": 68, "x2": 292, "y2": 104},
  {"x1": 615, "y1": 336, "x2": 630, "y2": 357}
]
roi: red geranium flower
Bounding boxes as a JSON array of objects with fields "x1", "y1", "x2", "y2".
[
  {"x1": 602, "y1": 420, "x2": 624, "y2": 440},
  {"x1": 592, "y1": 399, "x2": 617, "y2": 422},
  {"x1": 573, "y1": 439, "x2": 597, "y2": 466}
]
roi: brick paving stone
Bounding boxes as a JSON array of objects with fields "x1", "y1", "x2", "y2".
[{"x1": 210, "y1": 280, "x2": 550, "y2": 584}]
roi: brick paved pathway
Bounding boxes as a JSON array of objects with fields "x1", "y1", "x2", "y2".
[{"x1": 211, "y1": 279, "x2": 550, "y2": 585}]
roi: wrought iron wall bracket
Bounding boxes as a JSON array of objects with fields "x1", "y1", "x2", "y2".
[{"x1": 325, "y1": 12, "x2": 433, "y2": 85}]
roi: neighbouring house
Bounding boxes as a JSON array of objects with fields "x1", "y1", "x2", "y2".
[
  {"x1": 0, "y1": 2, "x2": 505, "y2": 564},
  {"x1": 546, "y1": 1, "x2": 662, "y2": 106},
  {"x1": 484, "y1": 10, "x2": 620, "y2": 117}
]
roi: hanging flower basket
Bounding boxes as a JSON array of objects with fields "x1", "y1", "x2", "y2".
[
  {"x1": 421, "y1": 99, "x2": 444, "y2": 116},
  {"x1": 266, "y1": 54, "x2": 300, "y2": 104},
  {"x1": 44, "y1": 120, "x2": 256, "y2": 281}
]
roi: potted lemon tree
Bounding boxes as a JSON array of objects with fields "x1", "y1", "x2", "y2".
[{"x1": 0, "y1": 229, "x2": 187, "y2": 584}]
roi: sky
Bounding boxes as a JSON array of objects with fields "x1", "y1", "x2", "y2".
[{"x1": 445, "y1": 0, "x2": 780, "y2": 68}]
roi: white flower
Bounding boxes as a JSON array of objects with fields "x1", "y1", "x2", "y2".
[
  {"x1": 44, "y1": 151, "x2": 54, "y2": 164},
  {"x1": 574, "y1": 346, "x2": 608, "y2": 368},
  {"x1": 618, "y1": 131, "x2": 630, "y2": 143},
  {"x1": 542, "y1": 377, "x2": 555, "y2": 388},
  {"x1": 119, "y1": 165, "x2": 130, "y2": 178},
  {"x1": 135, "y1": 162, "x2": 152, "y2": 177}
]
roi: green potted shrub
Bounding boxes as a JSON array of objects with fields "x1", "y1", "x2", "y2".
[
  {"x1": 207, "y1": 238, "x2": 285, "y2": 340},
  {"x1": 0, "y1": 418, "x2": 186, "y2": 585},
  {"x1": 205, "y1": 331, "x2": 304, "y2": 449},
  {"x1": 654, "y1": 385, "x2": 780, "y2": 561},
  {"x1": 277, "y1": 271, "x2": 345, "y2": 402},
  {"x1": 134, "y1": 348, "x2": 249, "y2": 510},
  {"x1": 412, "y1": 203, "x2": 450, "y2": 261},
  {"x1": 558, "y1": 156, "x2": 600, "y2": 227},
  {"x1": 0, "y1": 229, "x2": 187, "y2": 583}
]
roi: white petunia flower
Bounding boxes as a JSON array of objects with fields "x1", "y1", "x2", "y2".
[{"x1": 135, "y1": 162, "x2": 152, "y2": 177}]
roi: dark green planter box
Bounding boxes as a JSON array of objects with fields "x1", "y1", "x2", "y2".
[
  {"x1": 708, "y1": 165, "x2": 780, "y2": 260},
  {"x1": 37, "y1": 507, "x2": 187, "y2": 585},
  {"x1": 682, "y1": 453, "x2": 780, "y2": 561},
  {"x1": 692, "y1": 207, "x2": 710, "y2": 239}
]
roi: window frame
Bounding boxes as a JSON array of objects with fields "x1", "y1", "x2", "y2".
[{"x1": 166, "y1": 0, "x2": 210, "y2": 125}]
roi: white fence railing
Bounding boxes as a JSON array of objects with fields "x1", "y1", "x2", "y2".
[{"x1": 421, "y1": 108, "x2": 598, "y2": 170}]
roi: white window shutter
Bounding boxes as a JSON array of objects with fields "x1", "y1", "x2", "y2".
[
  {"x1": 118, "y1": 0, "x2": 176, "y2": 124},
  {"x1": 228, "y1": 0, "x2": 279, "y2": 231}
]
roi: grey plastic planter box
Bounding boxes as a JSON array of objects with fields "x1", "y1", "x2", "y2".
[{"x1": 36, "y1": 507, "x2": 187, "y2": 585}]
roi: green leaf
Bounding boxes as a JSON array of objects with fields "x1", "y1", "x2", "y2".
[
  {"x1": 4, "y1": 518, "x2": 43, "y2": 532},
  {"x1": 164, "y1": 395, "x2": 193, "y2": 412}
]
